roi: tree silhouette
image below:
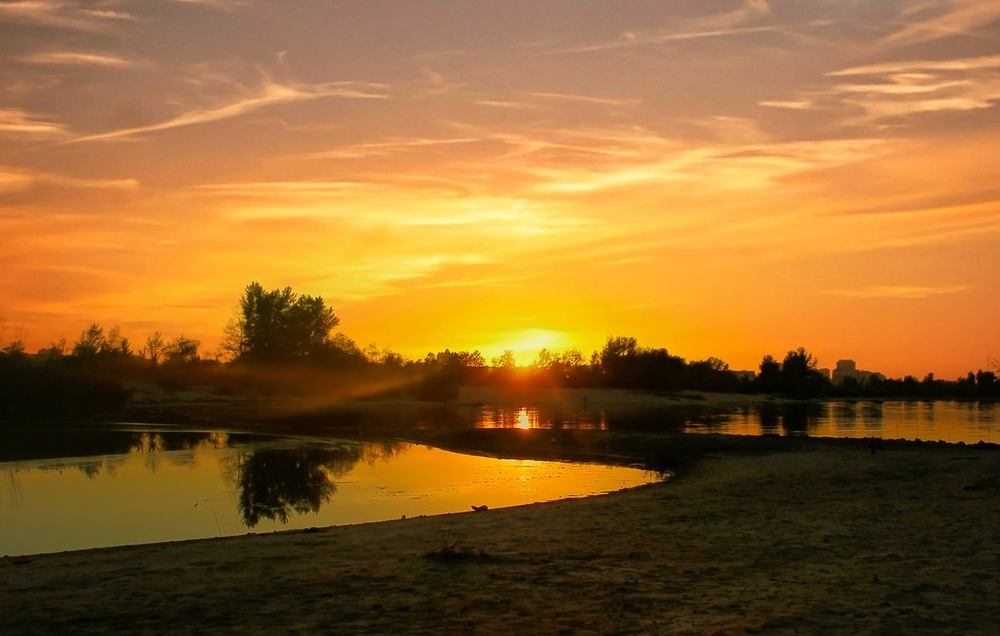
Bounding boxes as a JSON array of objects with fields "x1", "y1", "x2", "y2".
[
  {"x1": 780, "y1": 347, "x2": 828, "y2": 398},
  {"x1": 71, "y1": 324, "x2": 130, "y2": 359},
  {"x1": 223, "y1": 282, "x2": 340, "y2": 362},
  {"x1": 491, "y1": 350, "x2": 516, "y2": 369},
  {"x1": 756, "y1": 355, "x2": 782, "y2": 393},
  {"x1": 144, "y1": 332, "x2": 165, "y2": 364},
  {"x1": 163, "y1": 335, "x2": 201, "y2": 364}
]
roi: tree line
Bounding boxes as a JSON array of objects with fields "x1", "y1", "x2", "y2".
[{"x1": 2, "y1": 282, "x2": 998, "y2": 419}]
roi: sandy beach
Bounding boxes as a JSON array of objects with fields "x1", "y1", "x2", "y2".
[{"x1": 2, "y1": 432, "x2": 997, "y2": 634}]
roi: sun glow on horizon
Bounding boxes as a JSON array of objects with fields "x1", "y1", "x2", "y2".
[
  {"x1": 0, "y1": 1, "x2": 996, "y2": 380},
  {"x1": 476, "y1": 328, "x2": 575, "y2": 367}
]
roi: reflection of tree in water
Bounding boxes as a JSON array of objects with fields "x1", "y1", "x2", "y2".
[
  {"x1": 2, "y1": 468, "x2": 20, "y2": 508},
  {"x1": 778, "y1": 402, "x2": 822, "y2": 434},
  {"x1": 233, "y1": 441, "x2": 403, "y2": 528},
  {"x1": 128, "y1": 432, "x2": 230, "y2": 473},
  {"x1": 758, "y1": 402, "x2": 781, "y2": 434},
  {"x1": 359, "y1": 439, "x2": 408, "y2": 466},
  {"x1": 0, "y1": 429, "x2": 234, "y2": 479}
]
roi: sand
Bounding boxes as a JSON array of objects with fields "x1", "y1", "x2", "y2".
[{"x1": 2, "y1": 434, "x2": 998, "y2": 635}]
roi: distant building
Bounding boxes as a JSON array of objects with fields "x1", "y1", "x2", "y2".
[
  {"x1": 815, "y1": 367, "x2": 831, "y2": 380},
  {"x1": 729, "y1": 370, "x2": 755, "y2": 382},
  {"x1": 832, "y1": 359, "x2": 885, "y2": 385}
]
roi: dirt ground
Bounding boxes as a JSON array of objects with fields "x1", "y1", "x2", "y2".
[{"x1": 2, "y1": 434, "x2": 997, "y2": 634}]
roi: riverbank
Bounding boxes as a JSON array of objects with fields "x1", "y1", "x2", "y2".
[
  {"x1": 3, "y1": 435, "x2": 997, "y2": 634},
  {"x1": 118, "y1": 384, "x2": 775, "y2": 427}
]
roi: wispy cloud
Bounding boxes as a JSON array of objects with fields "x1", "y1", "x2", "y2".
[
  {"x1": 527, "y1": 92, "x2": 640, "y2": 107},
  {"x1": 829, "y1": 197, "x2": 1000, "y2": 254},
  {"x1": 0, "y1": 166, "x2": 139, "y2": 193},
  {"x1": 828, "y1": 56, "x2": 1000, "y2": 77},
  {"x1": 300, "y1": 137, "x2": 482, "y2": 160},
  {"x1": 522, "y1": 131, "x2": 885, "y2": 196},
  {"x1": 165, "y1": 0, "x2": 247, "y2": 10},
  {"x1": 473, "y1": 99, "x2": 542, "y2": 110},
  {"x1": 0, "y1": 1, "x2": 136, "y2": 32},
  {"x1": 761, "y1": 54, "x2": 1000, "y2": 124},
  {"x1": 0, "y1": 108, "x2": 67, "y2": 137},
  {"x1": 826, "y1": 284, "x2": 970, "y2": 299},
  {"x1": 563, "y1": 0, "x2": 775, "y2": 53},
  {"x1": 758, "y1": 99, "x2": 815, "y2": 110},
  {"x1": 193, "y1": 177, "x2": 592, "y2": 238},
  {"x1": 18, "y1": 50, "x2": 147, "y2": 68},
  {"x1": 71, "y1": 80, "x2": 388, "y2": 143},
  {"x1": 882, "y1": 0, "x2": 1000, "y2": 48}
]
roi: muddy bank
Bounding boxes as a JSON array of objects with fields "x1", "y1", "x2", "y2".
[{"x1": 2, "y1": 436, "x2": 997, "y2": 634}]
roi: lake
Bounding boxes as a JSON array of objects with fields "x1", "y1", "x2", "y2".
[
  {"x1": 3, "y1": 400, "x2": 994, "y2": 556},
  {"x1": 0, "y1": 426, "x2": 659, "y2": 557},
  {"x1": 475, "y1": 400, "x2": 997, "y2": 444}
]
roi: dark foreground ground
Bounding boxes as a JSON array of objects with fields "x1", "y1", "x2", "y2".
[{"x1": 2, "y1": 425, "x2": 998, "y2": 635}]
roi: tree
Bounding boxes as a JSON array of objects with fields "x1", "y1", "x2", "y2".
[
  {"x1": 560, "y1": 348, "x2": 585, "y2": 367},
  {"x1": 780, "y1": 347, "x2": 829, "y2": 398},
  {"x1": 976, "y1": 370, "x2": 997, "y2": 397},
  {"x1": 36, "y1": 338, "x2": 67, "y2": 361},
  {"x1": 104, "y1": 326, "x2": 131, "y2": 357},
  {"x1": 599, "y1": 336, "x2": 639, "y2": 368},
  {"x1": 72, "y1": 323, "x2": 106, "y2": 358},
  {"x1": 598, "y1": 336, "x2": 639, "y2": 386},
  {"x1": 144, "y1": 332, "x2": 166, "y2": 364},
  {"x1": 532, "y1": 348, "x2": 555, "y2": 369},
  {"x1": 72, "y1": 324, "x2": 131, "y2": 359},
  {"x1": 163, "y1": 335, "x2": 201, "y2": 365},
  {"x1": 687, "y1": 357, "x2": 735, "y2": 391},
  {"x1": 597, "y1": 336, "x2": 686, "y2": 389},
  {"x1": 1, "y1": 339, "x2": 25, "y2": 357},
  {"x1": 224, "y1": 282, "x2": 340, "y2": 362},
  {"x1": 756, "y1": 355, "x2": 782, "y2": 393},
  {"x1": 491, "y1": 350, "x2": 517, "y2": 369}
]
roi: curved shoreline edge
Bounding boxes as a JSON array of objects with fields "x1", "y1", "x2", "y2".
[{"x1": 2, "y1": 431, "x2": 997, "y2": 634}]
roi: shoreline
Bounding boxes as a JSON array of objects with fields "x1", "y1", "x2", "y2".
[{"x1": 2, "y1": 433, "x2": 998, "y2": 633}]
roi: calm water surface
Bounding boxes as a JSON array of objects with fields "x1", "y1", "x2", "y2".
[
  {"x1": 0, "y1": 426, "x2": 658, "y2": 557},
  {"x1": 476, "y1": 400, "x2": 996, "y2": 444}
]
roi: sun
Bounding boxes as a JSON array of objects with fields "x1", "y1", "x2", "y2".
[{"x1": 486, "y1": 328, "x2": 572, "y2": 366}]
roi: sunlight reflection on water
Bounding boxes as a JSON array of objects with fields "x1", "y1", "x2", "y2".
[
  {"x1": 0, "y1": 428, "x2": 657, "y2": 556},
  {"x1": 474, "y1": 400, "x2": 995, "y2": 443},
  {"x1": 477, "y1": 405, "x2": 607, "y2": 430}
]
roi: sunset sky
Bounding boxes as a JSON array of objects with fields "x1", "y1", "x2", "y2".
[{"x1": 1, "y1": 0, "x2": 997, "y2": 378}]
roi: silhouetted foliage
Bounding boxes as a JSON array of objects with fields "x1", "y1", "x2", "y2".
[
  {"x1": 224, "y1": 282, "x2": 340, "y2": 363},
  {"x1": 417, "y1": 349, "x2": 487, "y2": 399},
  {"x1": 686, "y1": 357, "x2": 742, "y2": 392},
  {"x1": 144, "y1": 331, "x2": 166, "y2": 364},
  {"x1": 71, "y1": 323, "x2": 131, "y2": 359},
  {"x1": 2, "y1": 339, "x2": 26, "y2": 357},
  {"x1": 0, "y1": 352, "x2": 130, "y2": 420},
  {"x1": 526, "y1": 347, "x2": 591, "y2": 387},
  {"x1": 598, "y1": 336, "x2": 687, "y2": 390},
  {"x1": 754, "y1": 348, "x2": 830, "y2": 398},
  {"x1": 757, "y1": 355, "x2": 782, "y2": 393},
  {"x1": 781, "y1": 347, "x2": 829, "y2": 399},
  {"x1": 164, "y1": 335, "x2": 201, "y2": 364},
  {"x1": 4, "y1": 282, "x2": 998, "y2": 413}
]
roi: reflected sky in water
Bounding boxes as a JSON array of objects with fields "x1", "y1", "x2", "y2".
[
  {"x1": 0, "y1": 428, "x2": 656, "y2": 557},
  {"x1": 476, "y1": 401, "x2": 996, "y2": 444}
]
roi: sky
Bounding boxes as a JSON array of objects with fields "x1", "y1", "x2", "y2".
[{"x1": 0, "y1": 0, "x2": 998, "y2": 378}]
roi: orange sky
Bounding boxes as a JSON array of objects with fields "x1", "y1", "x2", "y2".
[{"x1": 1, "y1": 1, "x2": 998, "y2": 378}]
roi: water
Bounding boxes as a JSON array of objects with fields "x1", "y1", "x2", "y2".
[
  {"x1": 3, "y1": 400, "x2": 993, "y2": 555},
  {"x1": 475, "y1": 400, "x2": 997, "y2": 444},
  {"x1": 0, "y1": 426, "x2": 658, "y2": 557}
]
